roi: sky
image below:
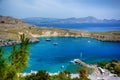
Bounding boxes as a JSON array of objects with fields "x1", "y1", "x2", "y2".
[{"x1": 0, "y1": 0, "x2": 120, "y2": 19}]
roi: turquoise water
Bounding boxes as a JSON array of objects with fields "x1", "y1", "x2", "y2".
[{"x1": 3, "y1": 37, "x2": 120, "y2": 73}]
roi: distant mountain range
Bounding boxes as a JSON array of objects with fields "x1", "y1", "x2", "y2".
[{"x1": 22, "y1": 16, "x2": 120, "y2": 24}]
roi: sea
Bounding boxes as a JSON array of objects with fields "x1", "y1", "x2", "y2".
[
  {"x1": 32, "y1": 23, "x2": 120, "y2": 32},
  {"x1": 2, "y1": 23, "x2": 120, "y2": 73}
]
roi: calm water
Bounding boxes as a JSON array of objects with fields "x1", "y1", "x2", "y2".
[
  {"x1": 33, "y1": 23, "x2": 120, "y2": 32},
  {"x1": 3, "y1": 37, "x2": 120, "y2": 73}
]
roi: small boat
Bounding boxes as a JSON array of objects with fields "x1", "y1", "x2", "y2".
[
  {"x1": 61, "y1": 65, "x2": 64, "y2": 68},
  {"x1": 53, "y1": 42, "x2": 58, "y2": 45},
  {"x1": 46, "y1": 38, "x2": 51, "y2": 41},
  {"x1": 88, "y1": 41, "x2": 91, "y2": 43}
]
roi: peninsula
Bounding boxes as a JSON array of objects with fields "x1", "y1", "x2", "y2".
[{"x1": 0, "y1": 16, "x2": 120, "y2": 46}]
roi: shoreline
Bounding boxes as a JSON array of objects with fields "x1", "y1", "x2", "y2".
[{"x1": 0, "y1": 35, "x2": 120, "y2": 47}]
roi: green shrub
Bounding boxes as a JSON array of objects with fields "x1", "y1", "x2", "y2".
[
  {"x1": 79, "y1": 68, "x2": 88, "y2": 78},
  {"x1": 97, "y1": 62, "x2": 108, "y2": 68},
  {"x1": 98, "y1": 60, "x2": 120, "y2": 76},
  {"x1": 25, "y1": 70, "x2": 49, "y2": 80}
]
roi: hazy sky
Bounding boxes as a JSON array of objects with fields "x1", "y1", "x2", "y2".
[{"x1": 0, "y1": 0, "x2": 120, "y2": 19}]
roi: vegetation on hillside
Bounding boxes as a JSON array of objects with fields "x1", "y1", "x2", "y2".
[{"x1": 98, "y1": 60, "x2": 120, "y2": 76}]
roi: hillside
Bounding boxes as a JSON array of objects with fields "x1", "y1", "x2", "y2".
[{"x1": 0, "y1": 16, "x2": 120, "y2": 46}]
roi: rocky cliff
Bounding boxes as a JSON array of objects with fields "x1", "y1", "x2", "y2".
[{"x1": 0, "y1": 16, "x2": 120, "y2": 46}]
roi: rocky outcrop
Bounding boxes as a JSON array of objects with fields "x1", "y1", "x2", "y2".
[
  {"x1": 0, "y1": 39, "x2": 40, "y2": 46},
  {"x1": 0, "y1": 39, "x2": 19, "y2": 46}
]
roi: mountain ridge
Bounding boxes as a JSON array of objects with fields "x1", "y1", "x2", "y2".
[{"x1": 22, "y1": 16, "x2": 120, "y2": 24}]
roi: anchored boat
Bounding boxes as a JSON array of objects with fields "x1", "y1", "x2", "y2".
[{"x1": 46, "y1": 38, "x2": 51, "y2": 41}]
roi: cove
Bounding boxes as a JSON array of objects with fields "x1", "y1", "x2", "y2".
[{"x1": 3, "y1": 37, "x2": 120, "y2": 73}]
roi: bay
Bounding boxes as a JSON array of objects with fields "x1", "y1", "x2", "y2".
[{"x1": 3, "y1": 37, "x2": 120, "y2": 73}]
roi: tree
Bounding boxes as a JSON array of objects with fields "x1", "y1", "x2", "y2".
[
  {"x1": 0, "y1": 34, "x2": 30, "y2": 80},
  {"x1": 0, "y1": 47, "x2": 9, "y2": 80},
  {"x1": 10, "y1": 34, "x2": 30, "y2": 72}
]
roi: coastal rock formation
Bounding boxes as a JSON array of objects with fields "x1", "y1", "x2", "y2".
[{"x1": 0, "y1": 16, "x2": 120, "y2": 46}]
